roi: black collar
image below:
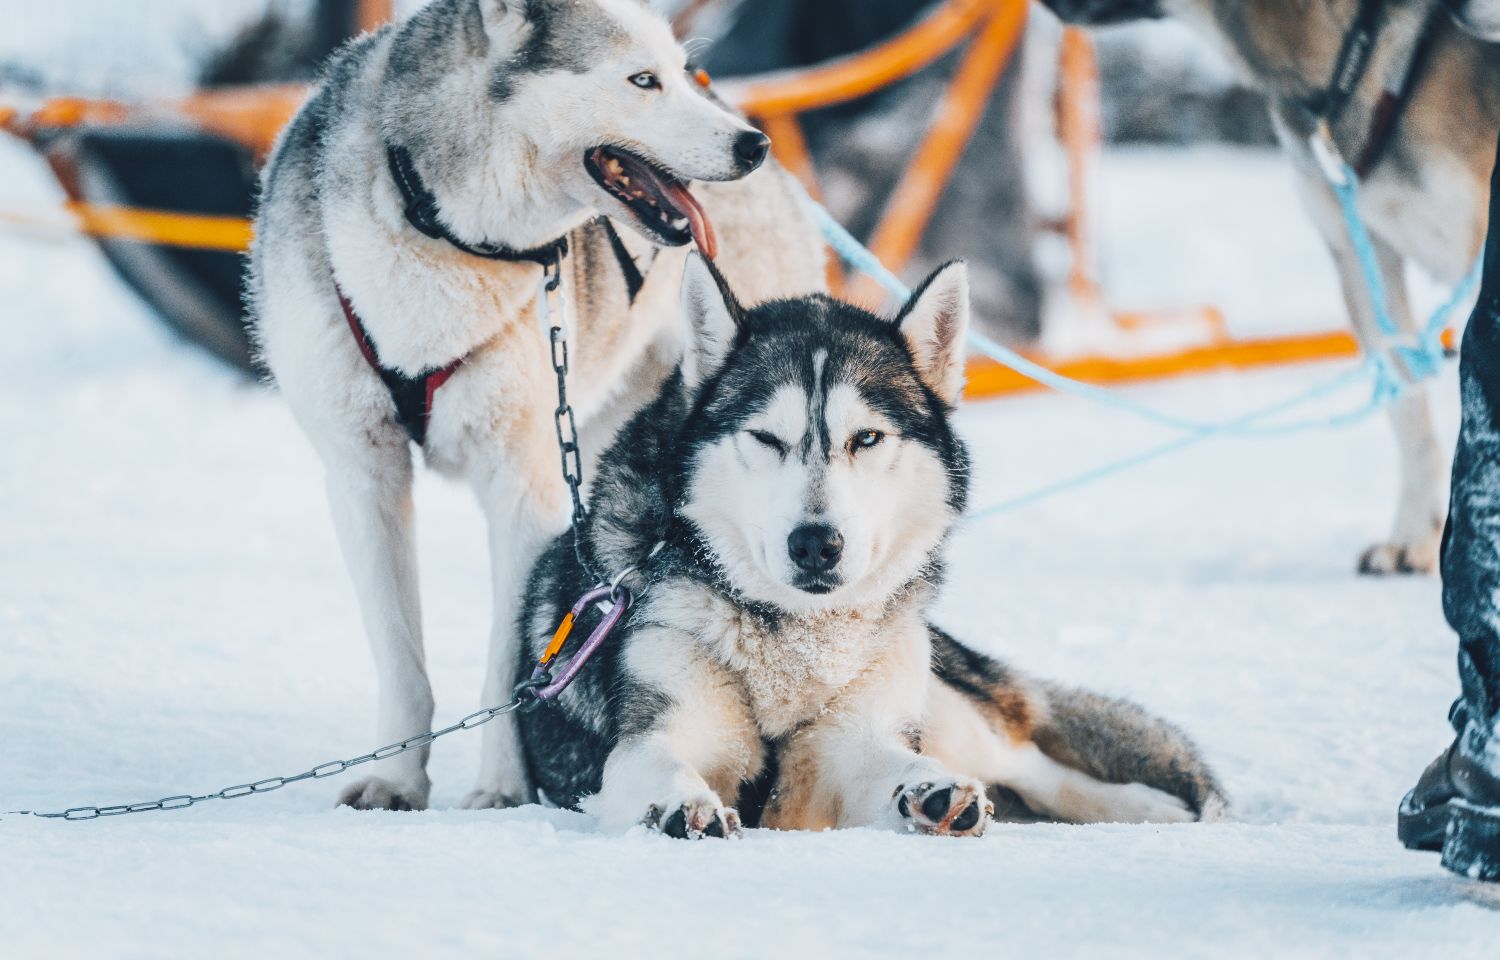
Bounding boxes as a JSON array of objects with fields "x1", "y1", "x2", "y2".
[{"x1": 385, "y1": 144, "x2": 569, "y2": 269}]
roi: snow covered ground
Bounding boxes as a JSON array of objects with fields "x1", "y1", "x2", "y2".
[{"x1": 3, "y1": 130, "x2": 1499, "y2": 956}]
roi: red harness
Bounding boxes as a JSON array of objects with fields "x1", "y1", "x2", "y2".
[{"x1": 337, "y1": 286, "x2": 462, "y2": 447}]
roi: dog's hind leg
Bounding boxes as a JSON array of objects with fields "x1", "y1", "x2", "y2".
[
  {"x1": 924, "y1": 679, "x2": 1197, "y2": 825},
  {"x1": 1290, "y1": 166, "x2": 1446, "y2": 575},
  {"x1": 924, "y1": 629, "x2": 1224, "y2": 823},
  {"x1": 323, "y1": 443, "x2": 435, "y2": 811}
]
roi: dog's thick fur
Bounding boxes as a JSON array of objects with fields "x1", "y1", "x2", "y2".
[
  {"x1": 516, "y1": 255, "x2": 1226, "y2": 837},
  {"x1": 248, "y1": 0, "x2": 825, "y2": 811},
  {"x1": 1043, "y1": 0, "x2": 1500, "y2": 575}
]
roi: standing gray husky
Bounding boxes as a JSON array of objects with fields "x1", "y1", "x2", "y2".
[
  {"x1": 517, "y1": 254, "x2": 1226, "y2": 836},
  {"x1": 249, "y1": 0, "x2": 826, "y2": 813}
]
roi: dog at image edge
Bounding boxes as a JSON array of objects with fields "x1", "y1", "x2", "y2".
[{"x1": 1041, "y1": 0, "x2": 1500, "y2": 576}]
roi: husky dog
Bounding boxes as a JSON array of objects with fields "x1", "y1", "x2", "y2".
[
  {"x1": 249, "y1": 0, "x2": 827, "y2": 812},
  {"x1": 516, "y1": 254, "x2": 1226, "y2": 836},
  {"x1": 1041, "y1": 0, "x2": 1500, "y2": 575}
]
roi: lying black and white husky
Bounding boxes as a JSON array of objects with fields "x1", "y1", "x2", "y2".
[{"x1": 518, "y1": 254, "x2": 1227, "y2": 837}]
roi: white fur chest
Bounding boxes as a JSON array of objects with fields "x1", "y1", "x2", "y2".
[
  {"x1": 729, "y1": 613, "x2": 892, "y2": 737},
  {"x1": 654, "y1": 585, "x2": 898, "y2": 737}
]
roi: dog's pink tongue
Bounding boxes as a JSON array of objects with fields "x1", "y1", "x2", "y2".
[{"x1": 661, "y1": 181, "x2": 717, "y2": 259}]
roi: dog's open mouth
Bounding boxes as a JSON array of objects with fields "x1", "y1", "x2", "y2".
[{"x1": 585, "y1": 146, "x2": 717, "y2": 258}]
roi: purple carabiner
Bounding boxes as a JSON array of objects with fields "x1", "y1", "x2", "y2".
[{"x1": 529, "y1": 584, "x2": 632, "y2": 701}]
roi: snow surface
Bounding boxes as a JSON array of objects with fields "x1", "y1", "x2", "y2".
[{"x1": 3, "y1": 130, "x2": 1499, "y2": 956}]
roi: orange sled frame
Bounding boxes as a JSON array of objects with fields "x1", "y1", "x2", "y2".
[{"x1": 0, "y1": 0, "x2": 1381, "y2": 398}]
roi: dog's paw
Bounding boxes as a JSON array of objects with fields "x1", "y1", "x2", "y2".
[
  {"x1": 459, "y1": 788, "x2": 527, "y2": 811},
  {"x1": 642, "y1": 795, "x2": 741, "y2": 839},
  {"x1": 895, "y1": 777, "x2": 992, "y2": 837},
  {"x1": 1358, "y1": 530, "x2": 1440, "y2": 576},
  {"x1": 337, "y1": 776, "x2": 428, "y2": 812}
]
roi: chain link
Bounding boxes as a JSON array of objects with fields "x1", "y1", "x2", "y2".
[{"x1": 2, "y1": 683, "x2": 549, "y2": 821}]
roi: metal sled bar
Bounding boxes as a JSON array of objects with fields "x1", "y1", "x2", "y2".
[
  {"x1": 1, "y1": 86, "x2": 306, "y2": 160},
  {"x1": 356, "y1": 0, "x2": 394, "y2": 35},
  {"x1": 962, "y1": 330, "x2": 1364, "y2": 399},
  {"x1": 1058, "y1": 26, "x2": 1101, "y2": 306},
  {"x1": 848, "y1": 1, "x2": 1029, "y2": 304},
  {"x1": 0, "y1": 192, "x2": 1410, "y2": 398},
  {"x1": 717, "y1": 0, "x2": 994, "y2": 116},
  {"x1": 61, "y1": 202, "x2": 253, "y2": 251}
]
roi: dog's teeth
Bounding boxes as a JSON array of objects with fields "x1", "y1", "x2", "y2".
[
  {"x1": 659, "y1": 209, "x2": 669, "y2": 223},
  {"x1": 619, "y1": 175, "x2": 631, "y2": 187}
]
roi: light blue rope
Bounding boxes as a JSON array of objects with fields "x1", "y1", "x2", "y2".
[
  {"x1": 798, "y1": 180, "x2": 1478, "y2": 517},
  {"x1": 963, "y1": 362, "x2": 1376, "y2": 520},
  {"x1": 1326, "y1": 157, "x2": 1484, "y2": 384},
  {"x1": 810, "y1": 188, "x2": 1392, "y2": 435}
]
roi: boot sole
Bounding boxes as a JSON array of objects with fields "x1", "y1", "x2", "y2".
[
  {"x1": 1441, "y1": 800, "x2": 1500, "y2": 882},
  {"x1": 1397, "y1": 789, "x2": 1448, "y2": 852}
]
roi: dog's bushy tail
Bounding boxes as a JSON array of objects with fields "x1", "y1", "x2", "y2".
[
  {"x1": 1033, "y1": 680, "x2": 1229, "y2": 821},
  {"x1": 930, "y1": 627, "x2": 1228, "y2": 821}
]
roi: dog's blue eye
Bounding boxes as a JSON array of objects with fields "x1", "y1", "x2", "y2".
[
  {"x1": 629, "y1": 72, "x2": 660, "y2": 90},
  {"x1": 748, "y1": 430, "x2": 786, "y2": 454},
  {"x1": 852, "y1": 430, "x2": 884, "y2": 451}
]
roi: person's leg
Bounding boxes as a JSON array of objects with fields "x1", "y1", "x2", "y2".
[
  {"x1": 1442, "y1": 299, "x2": 1500, "y2": 769},
  {"x1": 1398, "y1": 131, "x2": 1500, "y2": 880}
]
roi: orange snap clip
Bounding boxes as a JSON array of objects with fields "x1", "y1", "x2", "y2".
[
  {"x1": 693, "y1": 68, "x2": 711, "y2": 89},
  {"x1": 540, "y1": 611, "x2": 577, "y2": 666}
]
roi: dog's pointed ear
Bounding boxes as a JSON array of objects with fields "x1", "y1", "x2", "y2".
[
  {"x1": 477, "y1": 0, "x2": 538, "y2": 52},
  {"x1": 681, "y1": 251, "x2": 743, "y2": 389},
  {"x1": 895, "y1": 260, "x2": 970, "y2": 405}
]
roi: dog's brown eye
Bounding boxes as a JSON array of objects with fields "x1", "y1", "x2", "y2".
[
  {"x1": 851, "y1": 430, "x2": 884, "y2": 451},
  {"x1": 629, "y1": 71, "x2": 660, "y2": 90},
  {"x1": 748, "y1": 430, "x2": 787, "y2": 455}
]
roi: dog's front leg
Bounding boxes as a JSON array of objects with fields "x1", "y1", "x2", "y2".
[
  {"x1": 1333, "y1": 232, "x2": 1445, "y2": 575},
  {"x1": 323, "y1": 452, "x2": 434, "y2": 811},
  {"x1": 764, "y1": 640, "x2": 991, "y2": 837},
  {"x1": 769, "y1": 712, "x2": 992, "y2": 838},
  {"x1": 583, "y1": 631, "x2": 759, "y2": 836}
]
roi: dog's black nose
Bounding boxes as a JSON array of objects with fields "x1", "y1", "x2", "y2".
[
  {"x1": 788, "y1": 523, "x2": 843, "y2": 573},
  {"x1": 734, "y1": 131, "x2": 771, "y2": 172}
]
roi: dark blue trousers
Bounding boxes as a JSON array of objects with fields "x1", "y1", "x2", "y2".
[{"x1": 1442, "y1": 140, "x2": 1500, "y2": 763}]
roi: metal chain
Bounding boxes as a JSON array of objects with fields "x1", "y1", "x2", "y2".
[
  {"x1": 1, "y1": 681, "x2": 550, "y2": 821},
  {"x1": 542, "y1": 262, "x2": 607, "y2": 586},
  {"x1": 4, "y1": 250, "x2": 655, "y2": 824}
]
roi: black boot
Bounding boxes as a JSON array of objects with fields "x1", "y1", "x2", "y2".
[{"x1": 1399, "y1": 733, "x2": 1500, "y2": 880}]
